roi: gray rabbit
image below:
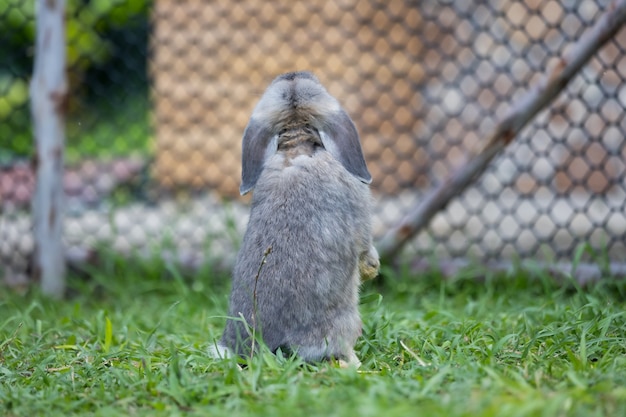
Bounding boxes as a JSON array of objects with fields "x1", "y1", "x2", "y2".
[{"x1": 215, "y1": 71, "x2": 379, "y2": 366}]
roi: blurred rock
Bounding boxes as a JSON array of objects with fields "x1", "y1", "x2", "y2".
[{"x1": 0, "y1": 156, "x2": 146, "y2": 210}]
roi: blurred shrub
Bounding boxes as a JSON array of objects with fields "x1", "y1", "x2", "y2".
[{"x1": 0, "y1": 0, "x2": 151, "y2": 161}]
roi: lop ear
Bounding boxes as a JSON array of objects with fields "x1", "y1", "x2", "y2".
[
  {"x1": 320, "y1": 110, "x2": 372, "y2": 184},
  {"x1": 240, "y1": 119, "x2": 277, "y2": 195}
]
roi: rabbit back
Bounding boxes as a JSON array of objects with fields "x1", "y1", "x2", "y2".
[{"x1": 221, "y1": 128, "x2": 372, "y2": 362}]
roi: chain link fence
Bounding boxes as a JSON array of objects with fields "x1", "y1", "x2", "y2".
[{"x1": 1, "y1": 0, "x2": 625, "y2": 284}]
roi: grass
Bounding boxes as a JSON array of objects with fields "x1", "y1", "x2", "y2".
[{"x1": 1, "y1": 256, "x2": 626, "y2": 417}]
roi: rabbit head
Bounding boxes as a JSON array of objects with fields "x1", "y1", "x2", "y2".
[{"x1": 240, "y1": 71, "x2": 372, "y2": 195}]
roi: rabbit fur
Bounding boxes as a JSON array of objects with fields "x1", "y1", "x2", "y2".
[{"x1": 216, "y1": 71, "x2": 379, "y2": 366}]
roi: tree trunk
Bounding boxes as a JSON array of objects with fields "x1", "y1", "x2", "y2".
[{"x1": 30, "y1": 0, "x2": 68, "y2": 298}]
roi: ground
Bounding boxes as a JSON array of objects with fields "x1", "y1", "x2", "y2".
[{"x1": 0, "y1": 255, "x2": 625, "y2": 417}]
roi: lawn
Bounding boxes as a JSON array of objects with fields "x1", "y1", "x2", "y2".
[{"x1": 1, "y1": 256, "x2": 625, "y2": 417}]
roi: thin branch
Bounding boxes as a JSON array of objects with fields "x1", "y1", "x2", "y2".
[
  {"x1": 377, "y1": 0, "x2": 626, "y2": 261},
  {"x1": 399, "y1": 340, "x2": 428, "y2": 367},
  {"x1": 250, "y1": 245, "x2": 272, "y2": 357}
]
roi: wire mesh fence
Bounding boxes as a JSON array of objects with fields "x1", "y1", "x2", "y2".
[{"x1": 1, "y1": 0, "x2": 625, "y2": 285}]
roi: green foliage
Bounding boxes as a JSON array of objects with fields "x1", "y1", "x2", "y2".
[
  {"x1": 1, "y1": 0, "x2": 149, "y2": 68},
  {"x1": 0, "y1": 0, "x2": 151, "y2": 160},
  {"x1": 1, "y1": 260, "x2": 625, "y2": 416}
]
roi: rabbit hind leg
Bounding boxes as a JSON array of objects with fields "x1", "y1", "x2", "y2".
[{"x1": 296, "y1": 344, "x2": 361, "y2": 368}]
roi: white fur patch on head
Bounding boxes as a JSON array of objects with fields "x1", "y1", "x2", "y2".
[
  {"x1": 251, "y1": 73, "x2": 341, "y2": 124},
  {"x1": 251, "y1": 81, "x2": 289, "y2": 121},
  {"x1": 293, "y1": 77, "x2": 341, "y2": 116}
]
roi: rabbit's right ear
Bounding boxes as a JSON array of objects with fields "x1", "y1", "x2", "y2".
[
  {"x1": 320, "y1": 109, "x2": 372, "y2": 184},
  {"x1": 240, "y1": 118, "x2": 277, "y2": 195}
]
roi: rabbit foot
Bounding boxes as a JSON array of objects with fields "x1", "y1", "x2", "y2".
[
  {"x1": 359, "y1": 245, "x2": 380, "y2": 282},
  {"x1": 338, "y1": 350, "x2": 361, "y2": 368},
  {"x1": 208, "y1": 342, "x2": 232, "y2": 359}
]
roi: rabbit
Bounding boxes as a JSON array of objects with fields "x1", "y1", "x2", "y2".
[{"x1": 215, "y1": 71, "x2": 379, "y2": 366}]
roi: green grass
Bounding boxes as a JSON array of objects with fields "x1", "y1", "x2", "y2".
[{"x1": 1, "y1": 257, "x2": 626, "y2": 417}]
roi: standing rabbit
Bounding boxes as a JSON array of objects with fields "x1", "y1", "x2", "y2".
[{"x1": 216, "y1": 71, "x2": 379, "y2": 366}]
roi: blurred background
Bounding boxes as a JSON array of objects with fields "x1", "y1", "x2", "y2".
[{"x1": 1, "y1": 0, "x2": 625, "y2": 285}]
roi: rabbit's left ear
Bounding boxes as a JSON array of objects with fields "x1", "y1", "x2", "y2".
[
  {"x1": 240, "y1": 119, "x2": 278, "y2": 195},
  {"x1": 320, "y1": 110, "x2": 372, "y2": 184}
]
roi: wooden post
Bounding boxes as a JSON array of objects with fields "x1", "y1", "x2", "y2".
[{"x1": 30, "y1": 0, "x2": 68, "y2": 298}]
